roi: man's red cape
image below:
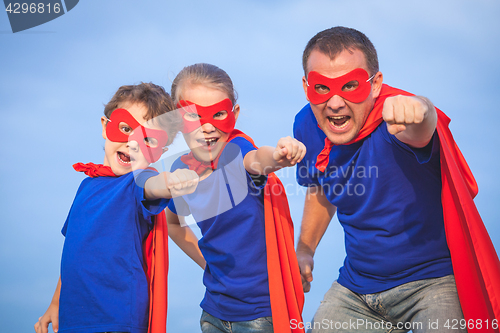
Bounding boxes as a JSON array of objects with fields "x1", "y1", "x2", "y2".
[
  {"x1": 73, "y1": 163, "x2": 168, "y2": 333},
  {"x1": 182, "y1": 131, "x2": 305, "y2": 332},
  {"x1": 316, "y1": 84, "x2": 500, "y2": 332}
]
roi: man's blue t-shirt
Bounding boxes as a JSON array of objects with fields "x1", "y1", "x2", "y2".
[
  {"x1": 59, "y1": 169, "x2": 168, "y2": 333},
  {"x1": 294, "y1": 104, "x2": 453, "y2": 294},
  {"x1": 168, "y1": 137, "x2": 271, "y2": 321}
]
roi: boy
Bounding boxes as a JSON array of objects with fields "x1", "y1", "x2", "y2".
[{"x1": 35, "y1": 83, "x2": 199, "y2": 333}]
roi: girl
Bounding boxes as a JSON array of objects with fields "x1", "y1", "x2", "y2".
[{"x1": 167, "y1": 63, "x2": 306, "y2": 333}]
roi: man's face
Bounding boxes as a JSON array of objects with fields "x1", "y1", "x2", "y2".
[{"x1": 302, "y1": 48, "x2": 383, "y2": 145}]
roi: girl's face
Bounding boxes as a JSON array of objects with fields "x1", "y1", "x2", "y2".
[{"x1": 180, "y1": 83, "x2": 240, "y2": 162}]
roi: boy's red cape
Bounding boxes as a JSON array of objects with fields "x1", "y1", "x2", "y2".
[
  {"x1": 181, "y1": 131, "x2": 305, "y2": 332},
  {"x1": 73, "y1": 163, "x2": 168, "y2": 333},
  {"x1": 315, "y1": 84, "x2": 500, "y2": 332}
]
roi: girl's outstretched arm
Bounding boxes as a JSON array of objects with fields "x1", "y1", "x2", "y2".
[{"x1": 244, "y1": 136, "x2": 306, "y2": 175}]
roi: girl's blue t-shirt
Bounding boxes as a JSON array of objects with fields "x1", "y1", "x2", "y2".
[
  {"x1": 294, "y1": 104, "x2": 453, "y2": 294},
  {"x1": 168, "y1": 137, "x2": 271, "y2": 321},
  {"x1": 59, "y1": 169, "x2": 168, "y2": 333}
]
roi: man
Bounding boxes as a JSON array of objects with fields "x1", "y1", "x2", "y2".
[{"x1": 294, "y1": 26, "x2": 499, "y2": 333}]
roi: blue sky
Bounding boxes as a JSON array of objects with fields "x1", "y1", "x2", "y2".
[{"x1": 1, "y1": 1, "x2": 499, "y2": 332}]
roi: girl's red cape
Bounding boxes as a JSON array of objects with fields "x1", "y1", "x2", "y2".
[{"x1": 227, "y1": 130, "x2": 305, "y2": 332}]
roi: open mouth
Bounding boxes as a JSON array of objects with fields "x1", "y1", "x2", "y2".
[
  {"x1": 328, "y1": 115, "x2": 351, "y2": 129},
  {"x1": 197, "y1": 137, "x2": 219, "y2": 148},
  {"x1": 118, "y1": 151, "x2": 133, "y2": 164}
]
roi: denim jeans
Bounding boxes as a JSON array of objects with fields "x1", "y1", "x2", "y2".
[
  {"x1": 308, "y1": 275, "x2": 465, "y2": 333},
  {"x1": 200, "y1": 310, "x2": 274, "y2": 333}
]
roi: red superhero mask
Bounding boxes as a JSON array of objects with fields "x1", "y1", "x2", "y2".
[
  {"x1": 306, "y1": 68, "x2": 375, "y2": 104},
  {"x1": 177, "y1": 98, "x2": 235, "y2": 133},
  {"x1": 105, "y1": 108, "x2": 169, "y2": 164}
]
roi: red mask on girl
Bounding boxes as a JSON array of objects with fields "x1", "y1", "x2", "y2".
[
  {"x1": 177, "y1": 98, "x2": 235, "y2": 133},
  {"x1": 105, "y1": 108, "x2": 169, "y2": 164},
  {"x1": 306, "y1": 68, "x2": 374, "y2": 104}
]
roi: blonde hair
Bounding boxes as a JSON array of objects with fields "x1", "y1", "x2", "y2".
[{"x1": 171, "y1": 63, "x2": 238, "y2": 105}]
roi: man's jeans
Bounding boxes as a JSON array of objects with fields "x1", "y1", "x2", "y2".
[
  {"x1": 200, "y1": 310, "x2": 273, "y2": 333},
  {"x1": 308, "y1": 275, "x2": 465, "y2": 333}
]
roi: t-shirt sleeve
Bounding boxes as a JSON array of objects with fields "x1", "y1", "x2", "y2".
[
  {"x1": 134, "y1": 169, "x2": 169, "y2": 219},
  {"x1": 229, "y1": 136, "x2": 257, "y2": 159},
  {"x1": 227, "y1": 136, "x2": 267, "y2": 188},
  {"x1": 61, "y1": 179, "x2": 88, "y2": 237},
  {"x1": 380, "y1": 123, "x2": 438, "y2": 164},
  {"x1": 294, "y1": 104, "x2": 321, "y2": 187}
]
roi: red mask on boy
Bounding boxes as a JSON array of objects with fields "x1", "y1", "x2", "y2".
[
  {"x1": 105, "y1": 108, "x2": 169, "y2": 164},
  {"x1": 177, "y1": 98, "x2": 235, "y2": 133},
  {"x1": 306, "y1": 68, "x2": 374, "y2": 104}
]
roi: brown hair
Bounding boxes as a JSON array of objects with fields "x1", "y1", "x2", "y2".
[
  {"x1": 104, "y1": 82, "x2": 181, "y2": 145},
  {"x1": 302, "y1": 26, "x2": 379, "y2": 77},
  {"x1": 171, "y1": 63, "x2": 238, "y2": 105}
]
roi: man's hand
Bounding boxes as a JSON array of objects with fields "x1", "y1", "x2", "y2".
[
  {"x1": 34, "y1": 303, "x2": 58, "y2": 333},
  {"x1": 164, "y1": 169, "x2": 199, "y2": 198},
  {"x1": 272, "y1": 136, "x2": 306, "y2": 167},
  {"x1": 297, "y1": 250, "x2": 314, "y2": 293},
  {"x1": 382, "y1": 95, "x2": 432, "y2": 134}
]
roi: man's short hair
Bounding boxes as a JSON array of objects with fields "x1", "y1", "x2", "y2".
[{"x1": 302, "y1": 26, "x2": 379, "y2": 77}]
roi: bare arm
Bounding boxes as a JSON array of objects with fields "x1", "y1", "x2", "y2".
[
  {"x1": 244, "y1": 136, "x2": 306, "y2": 175},
  {"x1": 34, "y1": 277, "x2": 60, "y2": 333},
  {"x1": 383, "y1": 95, "x2": 437, "y2": 148},
  {"x1": 144, "y1": 169, "x2": 199, "y2": 200},
  {"x1": 166, "y1": 208, "x2": 205, "y2": 269},
  {"x1": 296, "y1": 186, "x2": 337, "y2": 292}
]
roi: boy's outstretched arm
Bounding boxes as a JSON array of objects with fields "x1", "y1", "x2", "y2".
[
  {"x1": 144, "y1": 169, "x2": 199, "y2": 200},
  {"x1": 244, "y1": 136, "x2": 306, "y2": 175},
  {"x1": 34, "y1": 277, "x2": 60, "y2": 333},
  {"x1": 166, "y1": 208, "x2": 206, "y2": 269}
]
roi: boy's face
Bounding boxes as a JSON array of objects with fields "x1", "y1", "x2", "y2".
[
  {"x1": 180, "y1": 83, "x2": 240, "y2": 163},
  {"x1": 101, "y1": 102, "x2": 164, "y2": 176}
]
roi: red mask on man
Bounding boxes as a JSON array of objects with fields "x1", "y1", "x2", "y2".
[
  {"x1": 105, "y1": 108, "x2": 169, "y2": 164},
  {"x1": 177, "y1": 98, "x2": 235, "y2": 133},
  {"x1": 306, "y1": 68, "x2": 375, "y2": 104}
]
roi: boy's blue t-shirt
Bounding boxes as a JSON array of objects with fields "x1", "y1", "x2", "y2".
[
  {"x1": 294, "y1": 104, "x2": 453, "y2": 294},
  {"x1": 168, "y1": 137, "x2": 271, "y2": 321},
  {"x1": 59, "y1": 169, "x2": 168, "y2": 333}
]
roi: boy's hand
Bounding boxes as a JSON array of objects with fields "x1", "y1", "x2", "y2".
[
  {"x1": 165, "y1": 169, "x2": 199, "y2": 198},
  {"x1": 34, "y1": 303, "x2": 58, "y2": 333},
  {"x1": 272, "y1": 136, "x2": 306, "y2": 167}
]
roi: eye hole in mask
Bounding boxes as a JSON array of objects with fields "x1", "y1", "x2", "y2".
[
  {"x1": 105, "y1": 108, "x2": 168, "y2": 163},
  {"x1": 306, "y1": 68, "x2": 375, "y2": 104},
  {"x1": 177, "y1": 98, "x2": 235, "y2": 133}
]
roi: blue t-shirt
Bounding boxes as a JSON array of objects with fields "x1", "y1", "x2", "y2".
[
  {"x1": 294, "y1": 104, "x2": 453, "y2": 294},
  {"x1": 168, "y1": 137, "x2": 271, "y2": 321},
  {"x1": 59, "y1": 169, "x2": 168, "y2": 333}
]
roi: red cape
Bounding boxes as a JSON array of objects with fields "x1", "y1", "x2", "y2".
[
  {"x1": 143, "y1": 212, "x2": 168, "y2": 333},
  {"x1": 73, "y1": 163, "x2": 169, "y2": 333},
  {"x1": 317, "y1": 85, "x2": 500, "y2": 332},
  {"x1": 214, "y1": 130, "x2": 305, "y2": 332}
]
